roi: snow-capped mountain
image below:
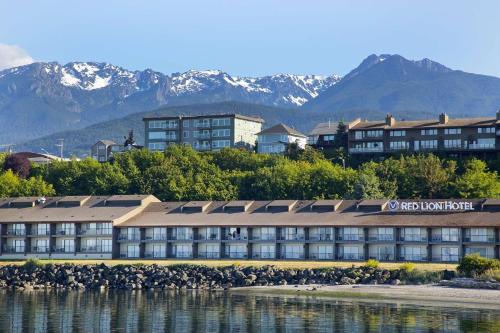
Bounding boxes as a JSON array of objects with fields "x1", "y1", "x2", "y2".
[{"x1": 0, "y1": 61, "x2": 339, "y2": 143}]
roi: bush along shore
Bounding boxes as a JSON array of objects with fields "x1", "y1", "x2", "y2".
[{"x1": 0, "y1": 262, "x2": 455, "y2": 291}]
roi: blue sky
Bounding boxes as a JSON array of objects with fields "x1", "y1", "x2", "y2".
[{"x1": 1, "y1": 0, "x2": 499, "y2": 77}]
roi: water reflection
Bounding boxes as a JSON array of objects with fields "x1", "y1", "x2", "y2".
[{"x1": 0, "y1": 290, "x2": 498, "y2": 332}]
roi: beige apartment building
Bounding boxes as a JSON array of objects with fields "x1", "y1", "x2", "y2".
[{"x1": 143, "y1": 114, "x2": 263, "y2": 152}]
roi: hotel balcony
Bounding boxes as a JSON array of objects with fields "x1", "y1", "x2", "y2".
[
  {"x1": 432, "y1": 255, "x2": 460, "y2": 263},
  {"x1": 2, "y1": 246, "x2": 25, "y2": 253},
  {"x1": 169, "y1": 235, "x2": 194, "y2": 241},
  {"x1": 52, "y1": 247, "x2": 75, "y2": 253},
  {"x1": 119, "y1": 253, "x2": 140, "y2": 259},
  {"x1": 5, "y1": 230, "x2": 26, "y2": 237},
  {"x1": 196, "y1": 235, "x2": 220, "y2": 241},
  {"x1": 250, "y1": 236, "x2": 276, "y2": 241},
  {"x1": 308, "y1": 235, "x2": 333, "y2": 242},
  {"x1": 54, "y1": 230, "x2": 76, "y2": 237},
  {"x1": 117, "y1": 234, "x2": 141, "y2": 242},
  {"x1": 197, "y1": 252, "x2": 220, "y2": 259},
  {"x1": 79, "y1": 246, "x2": 111, "y2": 253},
  {"x1": 144, "y1": 253, "x2": 166, "y2": 259},
  {"x1": 399, "y1": 235, "x2": 428, "y2": 242},
  {"x1": 144, "y1": 235, "x2": 167, "y2": 241},
  {"x1": 338, "y1": 254, "x2": 364, "y2": 260},
  {"x1": 309, "y1": 253, "x2": 335, "y2": 260},
  {"x1": 463, "y1": 236, "x2": 495, "y2": 243},
  {"x1": 368, "y1": 235, "x2": 394, "y2": 242},
  {"x1": 222, "y1": 253, "x2": 248, "y2": 259},
  {"x1": 78, "y1": 230, "x2": 112, "y2": 236},
  {"x1": 337, "y1": 234, "x2": 364, "y2": 242},
  {"x1": 222, "y1": 234, "x2": 248, "y2": 241},
  {"x1": 279, "y1": 254, "x2": 305, "y2": 260},
  {"x1": 278, "y1": 235, "x2": 306, "y2": 241},
  {"x1": 252, "y1": 253, "x2": 276, "y2": 259},
  {"x1": 30, "y1": 246, "x2": 50, "y2": 253},
  {"x1": 430, "y1": 236, "x2": 460, "y2": 243},
  {"x1": 28, "y1": 230, "x2": 51, "y2": 237},
  {"x1": 172, "y1": 252, "x2": 193, "y2": 259},
  {"x1": 369, "y1": 254, "x2": 395, "y2": 261},
  {"x1": 398, "y1": 255, "x2": 428, "y2": 262},
  {"x1": 193, "y1": 122, "x2": 211, "y2": 128}
]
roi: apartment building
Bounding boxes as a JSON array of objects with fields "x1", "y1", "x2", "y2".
[
  {"x1": 348, "y1": 112, "x2": 500, "y2": 158},
  {"x1": 143, "y1": 114, "x2": 264, "y2": 152},
  {"x1": 256, "y1": 123, "x2": 307, "y2": 154},
  {"x1": 1, "y1": 196, "x2": 499, "y2": 262}
]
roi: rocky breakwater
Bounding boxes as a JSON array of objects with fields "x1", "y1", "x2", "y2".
[{"x1": 0, "y1": 263, "x2": 448, "y2": 291}]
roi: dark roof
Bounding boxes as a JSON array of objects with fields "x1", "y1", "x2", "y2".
[
  {"x1": 309, "y1": 122, "x2": 339, "y2": 136},
  {"x1": 257, "y1": 124, "x2": 307, "y2": 137},
  {"x1": 95, "y1": 140, "x2": 117, "y2": 146},
  {"x1": 352, "y1": 117, "x2": 498, "y2": 130},
  {"x1": 142, "y1": 113, "x2": 264, "y2": 123}
]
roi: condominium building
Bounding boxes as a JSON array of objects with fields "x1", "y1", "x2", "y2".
[
  {"x1": 1, "y1": 196, "x2": 499, "y2": 262},
  {"x1": 143, "y1": 114, "x2": 264, "y2": 152},
  {"x1": 348, "y1": 112, "x2": 500, "y2": 157}
]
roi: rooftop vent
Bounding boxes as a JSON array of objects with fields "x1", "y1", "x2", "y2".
[
  {"x1": 439, "y1": 113, "x2": 449, "y2": 125},
  {"x1": 8, "y1": 197, "x2": 39, "y2": 208},
  {"x1": 356, "y1": 200, "x2": 388, "y2": 212},
  {"x1": 310, "y1": 200, "x2": 343, "y2": 212},
  {"x1": 181, "y1": 201, "x2": 212, "y2": 213},
  {"x1": 481, "y1": 199, "x2": 500, "y2": 211},
  {"x1": 57, "y1": 196, "x2": 91, "y2": 207},
  {"x1": 385, "y1": 114, "x2": 395, "y2": 127},
  {"x1": 265, "y1": 200, "x2": 297, "y2": 212},
  {"x1": 223, "y1": 201, "x2": 254, "y2": 213},
  {"x1": 104, "y1": 195, "x2": 149, "y2": 207}
]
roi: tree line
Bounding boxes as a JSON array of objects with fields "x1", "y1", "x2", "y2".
[{"x1": 1, "y1": 146, "x2": 500, "y2": 200}]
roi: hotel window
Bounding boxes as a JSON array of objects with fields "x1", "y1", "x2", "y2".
[
  {"x1": 478, "y1": 127, "x2": 495, "y2": 134},
  {"x1": 34, "y1": 239, "x2": 49, "y2": 252},
  {"x1": 173, "y1": 227, "x2": 192, "y2": 240},
  {"x1": 152, "y1": 227, "x2": 167, "y2": 240},
  {"x1": 466, "y1": 228, "x2": 492, "y2": 242},
  {"x1": 421, "y1": 129, "x2": 437, "y2": 136},
  {"x1": 340, "y1": 228, "x2": 363, "y2": 241},
  {"x1": 174, "y1": 244, "x2": 191, "y2": 258},
  {"x1": 282, "y1": 245, "x2": 302, "y2": 259},
  {"x1": 444, "y1": 128, "x2": 461, "y2": 135},
  {"x1": 254, "y1": 228, "x2": 275, "y2": 240},
  {"x1": 212, "y1": 118, "x2": 230, "y2": 127},
  {"x1": 364, "y1": 130, "x2": 383, "y2": 138},
  {"x1": 341, "y1": 246, "x2": 361, "y2": 260},
  {"x1": 203, "y1": 227, "x2": 219, "y2": 240},
  {"x1": 194, "y1": 119, "x2": 210, "y2": 127},
  {"x1": 444, "y1": 139, "x2": 461, "y2": 148},
  {"x1": 148, "y1": 142, "x2": 166, "y2": 151},
  {"x1": 354, "y1": 131, "x2": 363, "y2": 140},
  {"x1": 283, "y1": 227, "x2": 304, "y2": 241},
  {"x1": 165, "y1": 131, "x2": 177, "y2": 140},
  {"x1": 401, "y1": 228, "x2": 425, "y2": 242},
  {"x1": 36, "y1": 223, "x2": 50, "y2": 236},
  {"x1": 389, "y1": 141, "x2": 409, "y2": 150},
  {"x1": 257, "y1": 244, "x2": 275, "y2": 259},
  {"x1": 375, "y1": 228, "x2": 393, "y2": 241},
  {"x1": 182, "y1": 120, "x2": 189, "y2": 128},
  {"x1": 127, "y1": 244, "x2": 140, "y2": 258},
  {"x1": 440, "y1": 228, "x2": 459, "y2": 242},
  {"x1": 148, "y1": 120, "x2": 167, "y2": 129},
  {"x1": 9, "y1": 224, "x2": 25, "y2": 235},
  {"x1": 311, "y1": 228, "x2": 332, "y2": 241},
  {"x1": 401, "y1": 247, "x2": 424, "y2": 261},
  {"x1": 62, "y1": 239, "x2": 75, "y2": 252},
  {"x1": 202, "y1": 244, "x2": 220, "y2": 258},
  {"x1": 212, "y1": 129, "x2": 231, "y2": 137},
  {"x1": 13, "y1": 239, "x2": 25, "y2": 252},
  {"x1": 312, "y1": 245, "x2": 333, "y2": 259},
  {"x1": 389, "y1": 130, "x2": 406, "y2": 137},
  {"x1": 167, "y1": 120, "x2": 178, "y2": 129},
  {"x1": 465, "y1": 247, "x2": 492, "y2": 258},
  {"x1": 100, "y1": 239, "x2": 112, "y2": 252},
  {"x1": 152, "y1": 244, "x2": 166, "y2": 258},
  {"x1": 227, "y1": 244, "x2": 246, "y2": 258},
  {"x1": 183, "y1": 131, "x2": 189, "y2": 138},
  {"x1": 323, "y1": 135, "x2": 335, "y2": 142},
  {"x1": 441, "y1": 247, "x2": 459, "y2": 261}
]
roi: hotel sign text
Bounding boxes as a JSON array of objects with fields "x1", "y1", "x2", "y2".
[{"x1": 388, "y1": 200, "x2": 474, "y2": 212}]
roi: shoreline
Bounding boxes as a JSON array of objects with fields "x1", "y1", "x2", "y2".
[{"x1": 231, "y1": 284, "x2": 500, "y2": 310}]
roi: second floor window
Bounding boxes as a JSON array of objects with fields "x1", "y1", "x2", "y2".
[
  {"x1": 478, "y1": 127, "x2": 495, "y2": 134},
  {"x1": 421, "y1": 129, "x2": 437, "y2": 136},
  {"x1": 444, "y1": 128, "x2": 461, "y2": 135},
  {"x1": 389, "y1": 130, "x2": 406, "y2": 137}
]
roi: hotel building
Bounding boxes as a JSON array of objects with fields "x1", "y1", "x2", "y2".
[
  {"x1": 1, "y1": 195, "x2": 499, "y2": 262},
  {"x1": 143, "y1": 114, "x2": 263, "y2": 152},
  {"x1": 348, "y1": 112, "x2": 500, "y2": 158}
]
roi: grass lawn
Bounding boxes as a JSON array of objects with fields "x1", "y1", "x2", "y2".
[{"x1": 0, "y1": 259, "x2": 456, "y2": 271}]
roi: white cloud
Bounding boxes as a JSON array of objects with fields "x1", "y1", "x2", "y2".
[{"x1": 0, "y1": 44, "x2": 34, "y2": 70}]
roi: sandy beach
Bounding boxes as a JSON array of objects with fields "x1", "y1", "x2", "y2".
[{"x1": 232, "y1": 284, "x2": 500, "y2": 310}]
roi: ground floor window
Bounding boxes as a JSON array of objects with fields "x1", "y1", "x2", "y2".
[
  {"x1": 174, "y1": 245, "x2": 192, "y2": 258},
  {"x1": 127, "y1": 245, "x2": 140, "y2": 258},
  {"x1": 441, "y1": 247, "x2": 459, "y2": 262}
]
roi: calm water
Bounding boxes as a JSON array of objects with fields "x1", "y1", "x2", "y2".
[{"x1": 0, "y1": 290, "x2": 498, "y2": 332}]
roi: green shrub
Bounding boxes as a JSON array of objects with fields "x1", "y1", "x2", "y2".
[
  {"x1": 477, "y1": 270, "x2": 500, "y2": 282},
  {"x1": 399, "y1": 262, "x2": 416, "y2": 273},
  {"x1": 364, "y1": 259, "x2": 379, "y2": 268},
  {"x1": 23, "y1": 258, "x2": 43, "y2": 271},
  {"x1": 401, "y1": 270, "x2": 443, "y2": 284},
  {"x1": 457, "y1": 254, "x2": 500, "y2": 277}
]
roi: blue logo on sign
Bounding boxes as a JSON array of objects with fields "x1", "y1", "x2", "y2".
[{"x1": 388, "y1": 200, "x2": 399, "y2": 211}]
